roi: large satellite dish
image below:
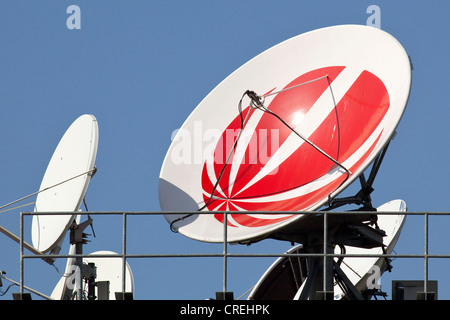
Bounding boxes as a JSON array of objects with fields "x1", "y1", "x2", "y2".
[
  {"x1": 159, "y1": 24, "x2": 412, "y2": 243},
  {"x1": 248, "y1": 199, "x2": 406, "y2": 300},
  {"x1": 31, "y1": 114, "x2": 99, "y2": 253}
]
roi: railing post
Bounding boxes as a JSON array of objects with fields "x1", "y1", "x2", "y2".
[
  {"x1": 122, "y1": 212, "x2": 127, "y2": 295},
  {"x1": 20, "y1": 211, "x2": 24, "y2": 295},
  {"x1": 223, "y1": 211, "x2": 228, "y2": 295},
  {"x1": 323, "y1": 210, "x2": 328, "y2": 294},
  {"x1": 424, "y1": 212, "x2": 428, "y2": 295}
]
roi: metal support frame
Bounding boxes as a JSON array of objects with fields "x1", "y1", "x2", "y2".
[
  {"x1": 293, "y1": 212, "x2": 386, "y2": 300},
  {"x1": 325, "y1": 141, "x2": 391, "y2": 212},
  {"x1": 333, "y1": 260, "x2": 365, "y2": 300},
  {"x1": 70, "y1": 217, "x2": 92, "y2": 300},
  {"x1": 9, "y1": 209, "x2": 446, "y2": 300}
]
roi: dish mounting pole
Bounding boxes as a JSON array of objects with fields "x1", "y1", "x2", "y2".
[
  {"x1": 295, "y1": 214, "x2": 385, "y2": 300},
  {"x1": 69, "y1": 216, "x2": 94, "y2": 300}
]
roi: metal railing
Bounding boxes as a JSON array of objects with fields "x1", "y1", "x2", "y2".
[{"x1": 16, "y1": 210, "x2": 450, "y2": 300}]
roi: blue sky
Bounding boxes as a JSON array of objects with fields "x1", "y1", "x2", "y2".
[{"x1": 1, "y1": 1, "x2": 450, "y2": 300}]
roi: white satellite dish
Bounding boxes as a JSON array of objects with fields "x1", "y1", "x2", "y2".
[
  {"x1": 32, "y1": 114, "x2": 99, "y2": 253},
  {"x1": 248, "y1": 199, "x2": 406, "y2": 300},
  {"x1": 50, "y1": 250, "x2": 134, "y2": 300},
  {"x1": 50, "y1": 242, "x2": 77, "y2": 300},
  {"x1": 159, "y1": 24, "x2": 411, "y2": 243},
  {"x1": 83, "y1": 251, "x2": 135, "y2": 300},
  {"x1": 330, "y1": 199, "x2": 406, "y2": 299},
  {"x1": 50, "y1": 215, "x2": 80, "y2": 300}
]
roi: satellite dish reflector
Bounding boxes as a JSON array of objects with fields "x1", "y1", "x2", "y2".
[
  {"x1": 32, "y1": 114, "x2": 98, "y2": 253},
  {"x1": 330, "y1": 199, "x2": 406, "y2": 299},
  {"x1": 248, "y1": 244, "x2": 306, "y2": 300},
  {"x1": 248, "y1": 199, "x2": 406, "y2": 300},
  {"x1": 51, "y1": 275, "x2": 67, "y2": 300},
  {"x1": 50, "y1": 216, "x2": 80, "y2": 300},
  {"x1": 50, "y1": 241, "x2": 77, "y2": 300},
  {"x1": 159, "y1": 24, "x2": 412, "y2": 243},
  {"x1": 83, "y1": 251, "x2": 134, "y2": 300},
  {"x1": 50, "y1": 250, "x2": 134, "y2": 300}
]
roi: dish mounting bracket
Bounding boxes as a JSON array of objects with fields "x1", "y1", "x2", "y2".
[{"x1": 325, "y1": 140, "x2": 391, "y2": 211}]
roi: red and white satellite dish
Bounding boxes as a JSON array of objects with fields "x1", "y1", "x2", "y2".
[{"x1": 159, "y1": 25, "x2": 412, "y2": 243}]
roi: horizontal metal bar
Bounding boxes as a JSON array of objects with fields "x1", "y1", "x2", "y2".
[
  {"x1": 22, "y1": 210, "x2": 450, "y2": 216},
  {"x1": 21, "y1": 252, "x2": 450, "y2": 260}
]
